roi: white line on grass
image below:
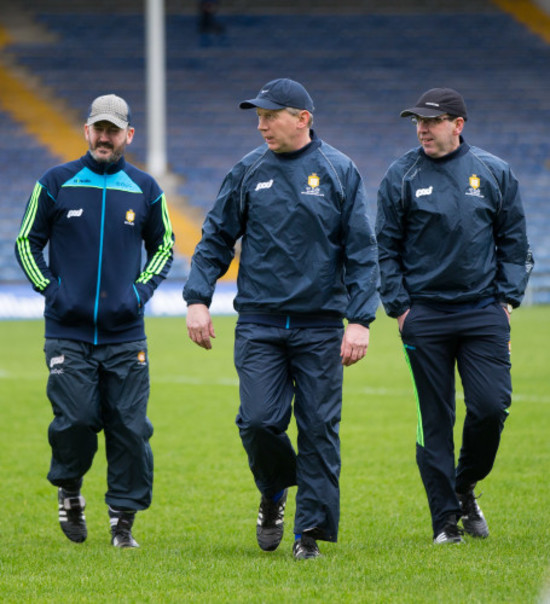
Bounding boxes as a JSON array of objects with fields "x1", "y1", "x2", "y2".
[
  {"x1": 153, "y1": 375, "x2": 240, "y2": 386},
  {"x1": 150, "y1": 376, "x2": 550, "y2": 404},
  {"x1": 2, "y1": 371, "x2": 549, "y2": 404}
]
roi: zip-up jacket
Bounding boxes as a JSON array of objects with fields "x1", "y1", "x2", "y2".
[
  {"x1": 15, "y1": 151, "x2": 174, "y2": 344},
  {"x1": 183, "y1": 131, "x2": 379, "y2": 326},
  {"x1": 376, "y1": 139, "x2": 533, "y2": 318}
]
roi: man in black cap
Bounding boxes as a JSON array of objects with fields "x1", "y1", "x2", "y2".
[
  {"x1": 184, "y1": 78, "x2": 379, "y2": 560},
  {"x1": 15, "y1": 93, "x2": 174, "y2": 548},
  {"x1": 376, "y1": 88, "x2": 533, "y2": 544}
]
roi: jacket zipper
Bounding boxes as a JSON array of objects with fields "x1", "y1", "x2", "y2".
[{"x1": 93, "y1": 173, "x2": 108, "y2": 345}]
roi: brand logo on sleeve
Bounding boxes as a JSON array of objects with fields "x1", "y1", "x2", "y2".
[{"x1": 67, "y1": 209, "x2": 83, "y2": 218}]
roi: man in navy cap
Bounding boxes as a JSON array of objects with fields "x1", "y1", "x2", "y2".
[
  {"x1": 184, "y1": 78, "x2": 379, "y2": 560},
  {"x1": 376, "y1": 88, "x2": 533, "y2": 544}
]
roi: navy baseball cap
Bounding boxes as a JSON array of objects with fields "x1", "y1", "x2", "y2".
[
  {"x1": 239, "y1": 78, "x2": 315, "y2": 112},
  {"x1": 400, "y1": 88, "x2": 468, "y2": 121}
]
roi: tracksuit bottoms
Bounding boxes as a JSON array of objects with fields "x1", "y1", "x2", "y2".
[
  {"x1": 400, "y1": 302, "x2": 512, "y2": 536},
  {"x1": 234, "y1": 321, "x2": 344, "y2": 542},
  {"x1": 44, "y1": 338, "x2": 153, "y2": 511}
]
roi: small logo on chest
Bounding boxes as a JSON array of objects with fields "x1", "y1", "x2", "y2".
[
  {"x1": 415, "y1": 186, "x2": 433, "y2": 198},
  {"x1": 125, "y1": 209, "x2": 136, "y2": 226},
  {"x1": 466, "y1": 174, "x2": 484, "y2": 198},
  {"x1": 301, "y1": 173, "x2": 324, "y2": 197},
  {"x1": 255, "y1": 179, "x2": 274, "y2": 191}
]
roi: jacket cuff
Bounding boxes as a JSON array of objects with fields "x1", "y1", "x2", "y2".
[
  {"x1": 135, "y1": 282, "x2": 154, "y2": 306},
  {"x1": 184, "y1": 297, "x2": 211, "y2": 308},
  {"x1": 42, "y1": 280, "x2": 58, "y2": 297},
  {"x1": 347, "y1": 319, "x2": 372, "y2": 329}
]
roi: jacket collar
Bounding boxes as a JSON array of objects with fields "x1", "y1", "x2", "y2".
[
  {"x1": 82, "y1": 151, "x2": 126, "y2": 174},
  {"x1": 420, "y1": 136, "x2": 470, "y2": 163},
  {"x1": 270, "y1": 129, "x2": 322, "y2": 160}
]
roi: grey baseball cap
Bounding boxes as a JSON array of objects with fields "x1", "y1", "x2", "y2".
[{"x1": 86, "y1": 94, "x2": 131, "y2": 129}]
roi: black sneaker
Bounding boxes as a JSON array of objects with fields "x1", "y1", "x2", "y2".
[
  {"x1": 256, "y1": 489, "x2": 288, "y2": 551},
  {"x1": 58, "y1": 488, "x2": 87, "y2": 543},
  {"x1": 433, "y1": 515, "x2": 464, "y2": 544},
  {"x1": 109, "y1": 508, "x2": 139, "y2": 548},
  {"x1": 457, "y1": 487, "x2": 489, "y2": 538},
  {"x1": 293, "y1": 533, "x2": 321, "y2": 560}
]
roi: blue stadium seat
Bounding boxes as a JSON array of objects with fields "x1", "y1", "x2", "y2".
[{"x1": 1, "y1": 7, "x2": 549, "y2": 301}]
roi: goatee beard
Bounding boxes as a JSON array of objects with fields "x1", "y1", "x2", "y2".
[{"x1": 91, "y1": 147, "x2": 122, "y2": 164}]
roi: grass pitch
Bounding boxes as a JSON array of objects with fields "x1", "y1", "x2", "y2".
[{"x1": 0, "y1": 307, "x2": 549, "y2": 602}]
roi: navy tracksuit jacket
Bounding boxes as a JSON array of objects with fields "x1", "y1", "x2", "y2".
[
  {"x1": 184, "y1": 131, "x2": 379, "y2": 541},
  {"x1": 376, "y1": 139, "x2": 533, "y2": 535}
]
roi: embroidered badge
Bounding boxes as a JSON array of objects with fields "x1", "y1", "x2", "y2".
[
  {"x1": 125, "y1": 209, "x2": 136, "y2": 226},
  {"x1": 466, "y1": 174, "x2": 484, "y2": 198},
  {"x1": 302, "y1": 173, "x2": 324, "y2": 197},
  {"x1": 308, "y1": 173, "x2": 320, "y2": 189}
]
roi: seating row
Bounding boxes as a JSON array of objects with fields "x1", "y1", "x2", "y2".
[{"x1": 0, "y1": 8, "x2": 549, "y2": 302}]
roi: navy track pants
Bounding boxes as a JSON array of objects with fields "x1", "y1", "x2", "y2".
[
  {"x1": 44, "y1": 338, "x2": 153, "y2": 510},
  {"x1": 400, "y1": 303, "x2": 512, "y2": 536},
  {"x1": 234, "y1": 322, "x2": 344, "y2": 542}
]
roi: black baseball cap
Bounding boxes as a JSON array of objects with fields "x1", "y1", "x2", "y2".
[
  {"x1": 239, "y1": 78, "x2": 315, "y2": 113},
  {"x1": 400, "y1": 88, "x2": 468, "y2": 121}
]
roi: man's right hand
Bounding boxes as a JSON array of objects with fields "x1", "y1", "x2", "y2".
[
  {"x1": 397, "y1": 309, "x2": 410, "y2": 332},
  {"x1": 186, "y1": 303, "x2": 216, "y2": 350}
]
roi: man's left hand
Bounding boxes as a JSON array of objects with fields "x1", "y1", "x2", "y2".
[{"x1": 340, "y1": 323, "x2": 370, "y2": 366}]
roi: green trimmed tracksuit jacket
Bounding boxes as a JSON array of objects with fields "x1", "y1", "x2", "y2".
[{"x1": 15, "y1": 151, "x2": 174, "y2": 344}]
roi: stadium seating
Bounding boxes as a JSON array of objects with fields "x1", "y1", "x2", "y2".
[
  {"x1": 0, "y1": 109, "x2": 57, "y2": 280},
  {"x1": 1, "y1": 2, "x2": 550, "y2": 301}
]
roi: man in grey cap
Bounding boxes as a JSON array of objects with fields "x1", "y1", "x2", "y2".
[
  {"x1": 15, "y1": 93, "x2": 174, "y2": 548},
  {"x1": 183, "y1": 78, "x2": 379, "y2": 560},
  {"x1": 376, "y1": 87, "x2": 533, "y2": 544}
]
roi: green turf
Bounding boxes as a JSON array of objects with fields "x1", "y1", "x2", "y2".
[{"x1": 0, "y1": 307, "x2": 549, "y2": 602}]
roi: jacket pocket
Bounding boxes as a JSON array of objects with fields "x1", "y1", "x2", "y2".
[
  {"x1": 99, "y1": 284, "x2": 143, "y2": 330},
  {"x1": 399, "y1": 306, "x2": 415, "y2": 335},
  {"x1": 44, "y1": 279, "x2": 91, "y2": 324}
]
